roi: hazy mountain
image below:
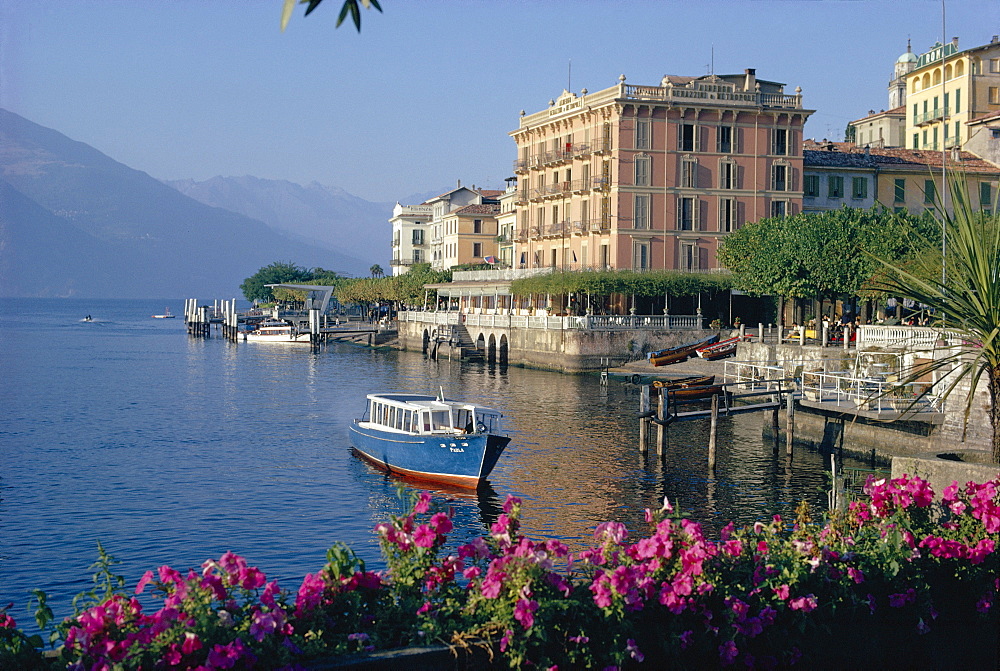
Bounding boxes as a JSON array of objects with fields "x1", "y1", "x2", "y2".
[
  {"x1": 165, "y1": 176, "x2": 389, "y2": 262},
  {"x1": 165, "y1": 176, "x2": 444, "y2": 263},
  {"x1": 0, "y1": 109, "x2": 370, "y2": 298}
]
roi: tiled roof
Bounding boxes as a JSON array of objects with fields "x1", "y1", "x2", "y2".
[
  {"x1": 452, "y1": 203, "x2": 500, "y2": 216},
  {"x1": 852, "y1": 106, "x2": 905, "y2": 122},
  {"x1": 969, "y1": 110, "x2": 1000, "y2": 125},
  {"x1": 803, "y1": 140, "x2": 1000, "y2": 174}
]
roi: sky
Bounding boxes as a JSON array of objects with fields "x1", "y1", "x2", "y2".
[{"x1": 2, "y1": 0, "x2": 999, "y2": 203}]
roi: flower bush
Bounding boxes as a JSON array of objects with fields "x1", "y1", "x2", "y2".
[{"x1": 3, "y1": 475, "x2": 998, "y2": 669}]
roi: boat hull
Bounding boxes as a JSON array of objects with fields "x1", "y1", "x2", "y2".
[
  {"x1": 244, "y1": 333, "x2": 311, "y2": 343},
  {"x1": 349, "y1": 423, "x2": 510, "y2": 488}
]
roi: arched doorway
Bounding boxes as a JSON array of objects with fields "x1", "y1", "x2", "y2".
[
  {"x1": 487, "y1": 334, "x2": 497, "y2": 363},
  {"x1": 499, "y1": 334, "x2": 509, "y2": 365}
]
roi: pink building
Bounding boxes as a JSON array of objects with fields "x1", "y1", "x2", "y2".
[{"x1": 510, "y1": 70, "x2": 814, "y2": 271}]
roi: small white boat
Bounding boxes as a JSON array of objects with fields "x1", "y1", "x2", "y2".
[
  {"x1": 244, "y1": 319, "x2": 311, "y2": 343},
  {"x1": 349, "y1": 392, "x2": 510, "y2": 488},
  {"x1": 151, "y1": 308, "x2": 175, "y2": 319}
]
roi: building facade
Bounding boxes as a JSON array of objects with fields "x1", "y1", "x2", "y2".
[
  {"x1": 848, "y1": 42, "x2": 915, "y2": 149},
  {"x1": 389, "y1": 202, "x2": 432, "y2": 276},
  {"x1": 803, "y1": 140, "x2": 1000, "y2": 215},
  {"x1": 905, "y1": 36, "x2": 1000, "y2": 151},
  {"x1": 510, "y1": 70, "x2": 813, "y2": 272}
]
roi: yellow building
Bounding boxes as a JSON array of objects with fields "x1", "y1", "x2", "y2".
[
  {"x1": 905, "y1": 36, "x2": 1000, "y2": 151},
  {"x1": 437, "y1": 202, "x2": 501, "y2": 269}
]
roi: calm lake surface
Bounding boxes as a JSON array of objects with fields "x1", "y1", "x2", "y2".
[{"x1": 0, "y1": 298, "x2": 866, "y2": 627}]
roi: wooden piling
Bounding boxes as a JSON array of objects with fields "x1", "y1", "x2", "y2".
[
  {"x1": 656, "y1": 392, "x2": 667, "y2": 455},
  {"x1": 638, "y1": 385, "x2": 650, "y2": 452},
  {"x1": 708, "y1": 394, "x2": 718, "y2": 471},
  {"x1": 785, "y1": 388, "x2": 795, "y2": 455}
]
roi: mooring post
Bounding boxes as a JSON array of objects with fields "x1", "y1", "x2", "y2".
[
  {"x1": 785, "y1": 388, "x2": 795, "y2": 455},
  {"x1": 739, "y1": 323, "x2": 746, "y2": 340},
  {"x1": 798, "y1": 329, "x2": 805, "y2": 347},
  {"x1": 822, "y1": 323, "x2": 829, "y2": 348},
  {"x1": 656, "y1": 392, "x2": 667, "y2": 455},
  {"x1": 771, "y1": 392, "x2": 780, "y2": 439},
  {"x1": 638, "y1": 385, "x2": 650, "y2": 452},
  {"x1": 843, "y1": 324, "x2": 851, "y2": 351},
  {"x1": 758, "y1": 322, "x2": 764, "y2": 343},
  {"x1": 708, "y1": 394, "x2": 718, "y2": 471}
]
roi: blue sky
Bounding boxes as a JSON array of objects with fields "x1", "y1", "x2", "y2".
[{"x1": 2, "y1": 0, "x2": 998, "y2": 202}]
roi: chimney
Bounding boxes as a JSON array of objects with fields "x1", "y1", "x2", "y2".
[
  {"x1": 744, "y1": 68, "x2": 756, "y2": 92},
  {"x1": 457, "y1": 179, "x2": 461, "y2": 188},
  {"x1": 951, "y1": 37, "x2": 959, "y2": 48},
  {"x1": 992, "y1": 35, "x2": 999, "y2": 44}
]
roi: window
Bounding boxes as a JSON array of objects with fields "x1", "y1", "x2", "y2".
[
  {"x1": 894, "y1": 178, "x2": 905, "y2": 202},
  {"x1": 771, "y1": 164, "x2": 787, "y2": 191},
  {"x1": 717, "y1": 126, "x2": 733, "y2": 153},
  {"x1": 771, "y1": 128, "x2": 788, "y2": 155},
  {"x1": 981, "y1": 182, "x2": 994, "y2": 207},
  {"x1": 633, "y1": 194, "x2": 650, "y2": 229},
  {"x1": 680, "y1": 243, "x2": 698, "y2": 271},
  {"x1": 720, "y1": 161, "x2": 736, "y2": 189},
  {"x1": 991, "y1": 58, "x2": 1000, "y2": 74},
  {"x1": 770, "y1": 200, "x2": 787, "y2": 218},
  {"x1": 681, "y1": 159, "x2": 697, "y2": 188},
  {"x1": 635, "y1": 119, "x2": 651, "y2": 149},
  {"x1": 924, "y1": 179, "x2": 936, "y2": 204},
  {"x1": 913, "y1": 133, "x2": 919, "y2": 149},
  {"x1": 412, "y1": 229, "x2": 423, "y2": 245},
  {"x1": 413, "y1": 249, "x2": 423, "y2": 264},
  {"x1": 851, "y1": 177, "x2": 868, "y2": 199},
  {"x1": 679, "y1": 123, "x2": 696, "y2": 151},
  {"x1": 912, "y1": 103, "x2": 918, "y2": 123},
  {"x1": 473, "y1": 219, "x2": 482, "y2": 233},
  {"x1": 719, "y1": 197, "x2": 736, "y2": 232},
  {"x1": 990, "y1": 87, "x2": 1000, "y2": 105},
  {"x1": 804, "y1": 174, "x2": 820, "y2": 197},
  {"x1": 955, "y1": 88, "x2": 961, "y2": 114},
  {"x1": 828, "y1": 175, "x2": 844, "y2": 198},
  {"x1": 634, "y1": 154, "x2": 651, "y2": 186},
  {"x1": 633, "y1": 241, "x2": 650, "y2": 270},
  {"x1": 678, "y1": 197, "x2": 696, "y2": 230}
]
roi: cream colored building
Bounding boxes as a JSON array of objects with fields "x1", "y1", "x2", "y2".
[
  {"x1": 510, "y1": 70, "x2": 813, "y2": 272},
  {"x1": 905, "y1": 36, "x2": 1000, "y2": 151},
  {"x1": 496, "y1": 178, "x2": 517, "y2": 268},
  {"x1": 389, "y1": 202, "x2": 432, "y2": 276}
]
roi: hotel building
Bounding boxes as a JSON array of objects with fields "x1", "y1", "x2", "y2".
[{"x1": 510, "y1": 69, "x2": 813, "y2": 272}]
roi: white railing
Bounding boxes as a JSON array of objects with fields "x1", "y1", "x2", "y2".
[
  {"x1": 857, "y1": 325, "x2": 962, "y2": 350},
  {"x1": 400, "y1": 312, "x2": 703, "y2": 331},
  {"x1": 451, "y1": 268, "x2": 553, "y2": 282}
]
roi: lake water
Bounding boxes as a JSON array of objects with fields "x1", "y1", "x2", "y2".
[{"x1": 0, "y1": 298, "x2": 864, "y2": 627}]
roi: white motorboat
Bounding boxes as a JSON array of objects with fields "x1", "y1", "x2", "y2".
[{"x1": 244, "y1": 319, "x2": 311, "y2": 343}]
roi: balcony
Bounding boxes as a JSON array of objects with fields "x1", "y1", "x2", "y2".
[
  {"x1": 572, "y1": 178, "x2": 589, "y2": 193},
  {"x1": 592, "y1": 176, "x2": 610, "y2": 191},
  {"x1": 513, "y1": 158, "x2": 529, "y2": 173},
  {"x1": 572, "y1": 220, "x2": 587, "y2": 235},
  {"x1": 593, "y1": 137, "x2": 612, "y2": 154},
  {"x1": 515, "y1": 189, "x2": 530, "y2": 204},
  {"x1": 914, "y1": 107, "x2": 950, "y2": 126}
]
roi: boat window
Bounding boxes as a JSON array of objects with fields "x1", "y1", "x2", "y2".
[
  {"x1": 420, "y1": 411, "x2": 431, "y2": 433},
  {"x1": 455, "y1": 408, "x2": 472, "y2": 432},
  {"x1": 430, "y1": 410, "x2": 451, "y2": 431}
]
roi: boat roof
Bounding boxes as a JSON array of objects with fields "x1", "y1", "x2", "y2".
[{"x1": 366, "y1": 393, "x2": 502, "y2": 414}]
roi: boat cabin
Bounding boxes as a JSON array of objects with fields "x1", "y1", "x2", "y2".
[{"x1": 362, "y1": 393, "x2": 503, "y2": 436}]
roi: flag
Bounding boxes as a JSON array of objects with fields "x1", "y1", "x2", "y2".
[{"x1": 484, "y1": 256, "x2": 497, "y2": 264}]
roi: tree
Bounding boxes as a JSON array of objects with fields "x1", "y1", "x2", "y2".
[
  {"x1": 718, "y1": 207, "x2": 934, "y2": 315},
  {"x1": 873, "y1": 177, "x2": 1000, "y2": 464},
  {"x1": 239, "y1": 261, "x2": 313, "y2": 303},
  {"x1": 369, "y1": 264, "x2": 385, "y2": 279},
  {"x1": 281, "y1": 0, "x2": 382, "y2": 31}
]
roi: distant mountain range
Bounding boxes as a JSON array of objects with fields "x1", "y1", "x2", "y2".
[{"x1": 0, "y1": 108, "x2": 436, "y2": 299}]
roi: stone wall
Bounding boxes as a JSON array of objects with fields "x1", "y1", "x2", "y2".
[{"x1": 395, "y1": 319, "x2": 715, "y2": 373}]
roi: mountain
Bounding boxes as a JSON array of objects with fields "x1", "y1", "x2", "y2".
[
  {"x1": 0, "y1": 108, "x2": 371, "y2": 298},
  {"x1": 165, "y1": 176, "x2": 393, "y2": 263}
]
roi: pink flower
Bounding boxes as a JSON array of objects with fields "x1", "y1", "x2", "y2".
[
  {"x1": 513, "y1": 598, "x2": 539, "y2": 629},
  {"x1": 772, "y1": 584, "x2": 790, "y2": 601},
  {"x1": 413, "y1": 524, "x2": 437, "y2": 548},
  {"x1": 788, "y1": 595, "x2": 817, "y2": 612},
  {"x1": 414, "y1": 491, "x2": 432, "y2": 514},
  {"x1": 430, "y1": 512, "x2": 453, "y2": 535},
  {"x1": 134, "y1": 570, "x2": 155, "y2": 595},
  {"x1": 0, "y1": 613, "x2": 14, "y2": 629},
  {"x1": 499, "y1": 628, "x2": 513, "y2": 652},
  {"x1": 502, "y1": 496, "x2": 522, "y2": 515},
  {"x1": 181, "y1": 632, "x2": 201, "y2": 655},
  {"x1": 207, "y1": 638, "x2": 248, "y2": 669}
]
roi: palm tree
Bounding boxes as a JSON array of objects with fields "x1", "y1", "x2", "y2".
[
  {"x1": 369, "y1": 264, "x2": 385, "y2": 279},
  {"x1": 874, "y1": 176, "x2": 1000, "y2": 463}
]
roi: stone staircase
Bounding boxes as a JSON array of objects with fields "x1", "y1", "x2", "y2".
[{"x1": 431, "y1": 323, "x2": 483, "y2": 360}]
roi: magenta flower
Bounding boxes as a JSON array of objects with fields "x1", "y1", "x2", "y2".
[
  {"x1": 207, "y1": 638, "x2": 248, "y2": 669},
  {"x1": 499, "y1": 628, "x2": 513, "y2": 652},
  {"x1": 888, "y1": 589, "x2": 916, "y2": 608},
  {"x1": 430, "y1": 511, "x2": 453, "y2": 535},
  {"x1": 181, "y1": 632, "x2": 201, "y2": 655},
  {"x1": 513, "y1": 597, "x2": 539, "y2": 629},
  {"x1": 413, "y1": 523, "x2": 437, "y2": 548},
  {"x1": 772, "y1": 584, "x2": 790, "y2": 601},
  {"x1": 134, "y1": 570, "x2": 155, "y2": 595},
  {"x1": 626, "y1": 638, "x2": 644, "y2": 662},
  {"x1": 414, "y1": 491, "x2": 432, "y2": 514},
  {"x1": 788, "y1": 595, "x2": 817, "y2": 612}
]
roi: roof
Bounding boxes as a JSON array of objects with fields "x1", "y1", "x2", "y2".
[
  {"x1": 451, "y1": 203, "x2": 500, "y2": 216},
  {"x1": 803, "y1": 140, "x2": 1000, "y2": 174},
  {"x1": 968, "y1": 110, "x2": 1000, "y2": 126},
  {"x1": 851, "y1": 106, "x2": 905, "y2": 123}
]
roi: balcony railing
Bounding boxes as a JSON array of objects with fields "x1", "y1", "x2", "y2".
[
  {"x1": 914, "y1": 107, "x2": 950, "y2": 126},
  {"x1": 401, "y1": 311, "x2": 705, "y2": 331},
  {"x1": 623, "y1": 83, "x2": 802, "y2": 109}
]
